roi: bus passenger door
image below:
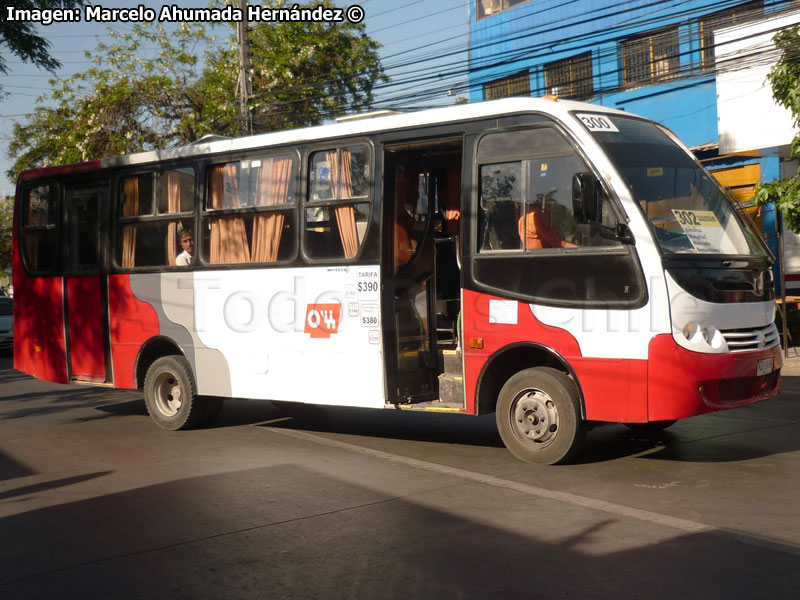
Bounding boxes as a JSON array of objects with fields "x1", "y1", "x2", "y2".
[
  {"x1": 383, "y1": 139, "x2": 464, "y2": 405},
  {"x1": 64, "y1": 185, "x2": 110, "y2": 383}
]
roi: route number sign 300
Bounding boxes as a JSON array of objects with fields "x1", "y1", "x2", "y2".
[{"x1": 575, "y1": 113, "x2": 619, "y2": 132}]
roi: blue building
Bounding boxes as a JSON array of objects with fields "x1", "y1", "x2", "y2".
[{"x1": 469, "y1": 0, "x2": 800, "y2": 288}]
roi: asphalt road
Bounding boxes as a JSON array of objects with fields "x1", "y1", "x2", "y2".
[{"x1": 1, "y1": 353, "x2": 799, "y2": 599}]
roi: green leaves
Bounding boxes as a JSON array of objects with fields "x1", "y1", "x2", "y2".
[
  {"x1": 755, "y1": 172, "x2": 800, "y2": 232},
  {"x1": 0, "y1": 197, "x2": 11, "y2": 275},
  {"x1": 0, "y1": 1, "x2": 87, "y2": 77},
  {"x1": 756, "y1": 26, "x2": 800, "y2": 233}
]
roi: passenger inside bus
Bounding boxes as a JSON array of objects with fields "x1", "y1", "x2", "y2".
[
  {"x1": 176, "y1": 229, "x2": 195, "y2": 265},
  {"x1": 518, "y1": 193, "x2": 578, "y2": 249}
]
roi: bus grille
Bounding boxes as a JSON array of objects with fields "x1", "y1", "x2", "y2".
[{"x1": 720, "y1": 323, "x2": 780, "y2": 353}]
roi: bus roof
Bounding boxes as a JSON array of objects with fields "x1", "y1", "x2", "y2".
[{"x1": 20, "y1": 97, "x2": 631, "y2": 179}]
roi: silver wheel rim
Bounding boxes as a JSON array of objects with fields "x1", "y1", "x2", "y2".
[
  {"x1": 153, "y1": 371, "x2": 183, "y2": 417},
  {"x1": 510, "y1": 388, "x2": 559, "y2": 448}
]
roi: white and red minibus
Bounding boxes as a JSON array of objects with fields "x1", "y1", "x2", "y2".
[{"x1": 13, "y1": 97, "x2": 781, "y2": 463}]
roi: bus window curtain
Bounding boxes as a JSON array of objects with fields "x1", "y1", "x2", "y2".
[
  {"x1": 165, "y1": 171, "x2": 180, "y2": 266},
  {"x1": 209, "y1": 164, "x2": 251, "y2": 264},
  {"x1": 252, "y1": 157, "x2": 291, "y2": 263},
  {"x1": 331, "y1": 150, "x2": 359, "y2": 259},
  {"x1": 122, "y1": 177, "x2": 139, "y2": 268}
]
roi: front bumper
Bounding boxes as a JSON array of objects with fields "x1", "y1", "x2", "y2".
[{"x1": 647, "y1": 334, "x2": 782, "y2": 421}]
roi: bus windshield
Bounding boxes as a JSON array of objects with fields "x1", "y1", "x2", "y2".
[{"x1": 574, "y1": 113, "x2": 765, "y2": 257}]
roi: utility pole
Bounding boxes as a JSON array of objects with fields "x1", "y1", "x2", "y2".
[{"x1": 236, "y1": 0, "x2": 253, "y2": 135}]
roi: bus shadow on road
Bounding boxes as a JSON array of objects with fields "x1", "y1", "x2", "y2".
[
  {"x1": 8, "y1": 367, "x2": 796, "y2": 466},
  {"x1": 578, "y1": 413, "x2": 800, "y2": 464},
  {"x1": 79, "y1": 399, "x2": 149, "y2": 422},
  {"x1": 244, "y1": 399, "x2": 800, "y2": 465},
  {"x1": 163, "y1": 390, "x2": 800, "y2": 464},
  {"x1": 242, "y1": 402, "x2": 505, "y2": 449}
]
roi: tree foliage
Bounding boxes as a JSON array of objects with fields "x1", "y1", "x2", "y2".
[
  {"x1": 0, "y1": 1, "x2": 87, "y2": 81},
  {"x1": 0, "y1": 197, "x2": 12, "y2": 275},
  {"x1": 8, "y1": 22, "x2": 214, "y2": 177},
  {"x1": 7, "y1": 1, "x2": 387, "y2": 180},
  {"x1": 754, "y1": 26, "x2": 800, "y2": 232},
  {"x1": 242, "y1": 9, "x2": 385, "y2": 132}
]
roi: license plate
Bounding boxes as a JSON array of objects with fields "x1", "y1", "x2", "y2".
[{"x1": 757, "y1": 357, "x2": 773, "y2": 376}]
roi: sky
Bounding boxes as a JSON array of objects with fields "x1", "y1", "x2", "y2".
[{"x1": 0, "y1": 0, "x2": 470, "y2": 195}]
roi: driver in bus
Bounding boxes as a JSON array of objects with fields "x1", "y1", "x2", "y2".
[
  {"x1": 176, "y1": 229, "x2": 195, "y2": 265},
  {"x1": 518, "y1": 194, "x2": 577, "y2": 249}
]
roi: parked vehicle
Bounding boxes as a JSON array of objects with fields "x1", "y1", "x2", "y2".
[{"x1": 0, "y1": 297, "x2": 12, "y2": 353}]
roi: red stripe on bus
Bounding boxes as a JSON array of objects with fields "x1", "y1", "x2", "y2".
[
  {"x1": 18, "y1": 160, "x2": 102, "y2": 181},
  {"x1": 461, "y1": 289, "x2": 652, "y2": 422},
  {"x1": 108, "y1": 274, "x2": 161, "y2": 389}
]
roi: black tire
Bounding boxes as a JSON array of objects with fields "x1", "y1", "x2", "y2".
[
  {"x1": 143, "y1": 355, "x2": 202, "y2": 431},
  {"x1": 496, "y1": 367, "x2": 585, "y2": 465},
  {"x1": 624, "y1": 420, "x2": 677, "y2": 434}
]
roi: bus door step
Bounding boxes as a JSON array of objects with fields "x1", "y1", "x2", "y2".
[{"x1": 437, "y1": 348, "x2": 464, "y2": 406}]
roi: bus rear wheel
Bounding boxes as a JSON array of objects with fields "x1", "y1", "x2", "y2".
[
  {"x1": 496, "y1": 367, "x2": 585, "y2": 465},
  {"x1": 144, "y1": 355, "x2": 202, "y2": 431}
]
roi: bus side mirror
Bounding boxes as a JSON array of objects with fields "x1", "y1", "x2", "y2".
[{"x1": 572, "y1": 172, "x2": 600, "y2": 224}]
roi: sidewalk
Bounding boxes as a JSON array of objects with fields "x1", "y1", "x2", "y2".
[{"x1": 781, "y1": 349, "x2": 800, "y2": 374}]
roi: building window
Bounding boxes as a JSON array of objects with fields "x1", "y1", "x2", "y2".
[
  {"x1": 700, "y1": 1, "x2": 763, "y2": 71},
  {"x1": 544, "y1": 52, "x2": 593, "y2": 100},
  {"x1": 621, "y1": 26, "x2": 681, "y2": 87},
  {"x1": 476, "y1": 0, "x2": 528, "y2": 20},
  {"x1": 484, "y1": 71, "x2": 530, "y2": 100}
]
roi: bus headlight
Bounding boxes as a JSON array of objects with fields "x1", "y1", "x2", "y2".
[{"x1": 682, "y1": 322, "x2": 724, "y2": 349}]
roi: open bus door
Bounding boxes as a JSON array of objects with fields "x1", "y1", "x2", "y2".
[
  {"x1": 63, "y1": 185, "x2": 111, "y2": 383},
  {"x1": 382, "y1": 140, "x2": 464, "y2": 406}
]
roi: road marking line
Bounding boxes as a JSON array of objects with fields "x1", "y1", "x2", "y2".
[{"x1": 265, "y1": 427, "x2": 800, "y2": 556}]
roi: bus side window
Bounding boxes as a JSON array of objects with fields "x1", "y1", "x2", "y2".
[
  {"x1": 21, "y1": 184, "x2": 59, "y2": 274},
  {"x1": 203, "y1": 156, "x2": 297, "y2": 265},
  {"x1": 478, "y1": 162, "x2": 523, "y2": 252},
  {"x1": 117, "y1": 170, "x2": 196, "y2": 269},
  {"x1": 477, "y1": 129, "x2": 621, "y2": 253},
  {"x1": 305, "y1": 145, "x2": 370, "y2": 260}
]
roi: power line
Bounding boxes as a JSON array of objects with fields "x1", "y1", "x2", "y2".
[
  {"x1": 380, "y1": 1, "x2": 792, "y2": 97},
  {"x1": 241, "y1": 0, "x2": 771, "y2": 110}
]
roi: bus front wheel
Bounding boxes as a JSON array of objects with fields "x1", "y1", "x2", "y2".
[
  {"x1": 496, "y1": 367, "x2": 585, "y2": 465},
  {"x1": 144, "y1": 355, "x2": 202, "y2": 431}
]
